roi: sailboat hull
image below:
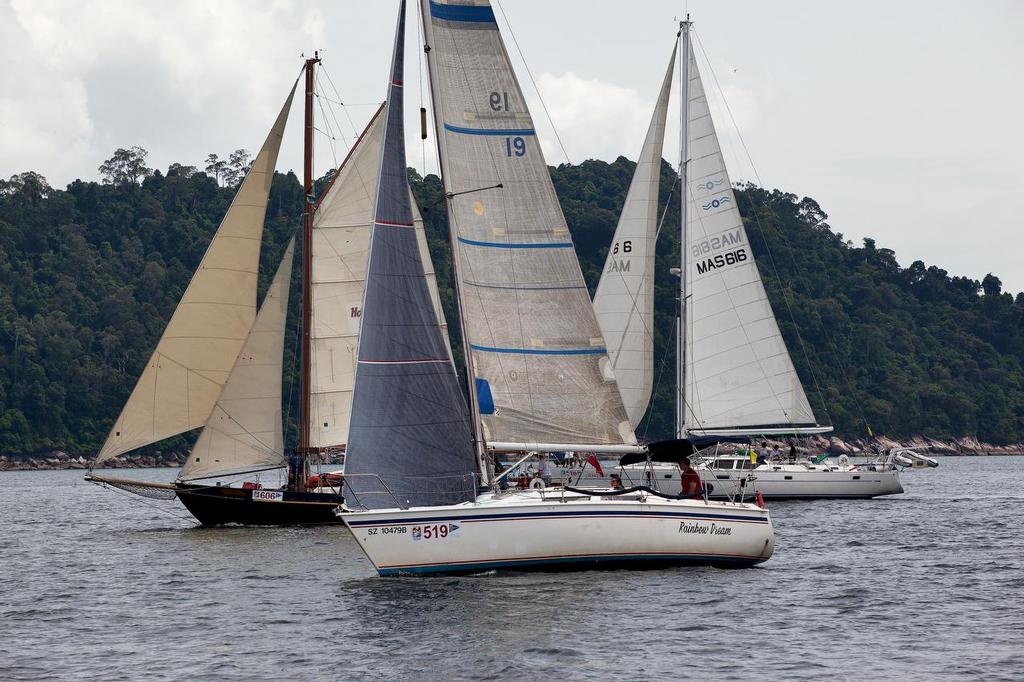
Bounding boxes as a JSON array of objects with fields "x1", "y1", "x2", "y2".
[
  {"x1": 339, "y1": 491, "x2": 773, "y2": 576},
  {"x1": 574, "y1": 463, "x2": 905, "y2": 500},
  {"x1": 175, "y1": 483, "x2": 343, "y2": 526}
]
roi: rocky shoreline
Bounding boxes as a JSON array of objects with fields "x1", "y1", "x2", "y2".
[
  {"x1": 0, "y1": 450, "x2": 347, "y2": 471},
  {"x1": 2, "y1": 436, "x2": 1023, "y2": 471}
]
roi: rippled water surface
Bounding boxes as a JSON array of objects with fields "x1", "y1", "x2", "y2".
[{"x1": 2, "y1": 457, "x2": 1023, "y2": 681}]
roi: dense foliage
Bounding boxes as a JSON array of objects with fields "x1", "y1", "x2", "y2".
[{"x1": 1, "y1": 156, "x2": 1022, "y2": 455}]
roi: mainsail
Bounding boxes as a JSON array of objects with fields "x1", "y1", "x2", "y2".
[
  {"x1": 181, "y1": 240, "x2": 294, "y2": 480},
  {"x1": 681, "y1": 38, "x2": 821, "y2": 436},
  {"x1": 593, "y1": 45, "x2": 676, "y2": 430},
  {"x1": 344, "y1": 0, "x2": 478, "y2": 509},
  {"x1": 308, "y1": 104, "x2": 450, "y2": 451},
  {"x1": 95, "y1": 85, "x2": 296, "y2": 463},
  {"x1": 421, "y1": 0, "x2": 635, "y2": 449}
]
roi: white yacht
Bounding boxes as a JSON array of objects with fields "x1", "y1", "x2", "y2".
[{"x1": 338, "y1": 3, "x2": 773, "y2": 576}]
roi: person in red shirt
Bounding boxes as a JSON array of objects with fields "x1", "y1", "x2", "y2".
[{"x1": 680, "y1": 456, "x2": 704, "y2": 499}]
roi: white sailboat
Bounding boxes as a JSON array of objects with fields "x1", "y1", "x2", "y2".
[
  {"x1": 338, "y1": 0, "x2": 774, "y2": 575},
  {"x1": 591, "y1": 20, "x2": 903, "y2": 500}
]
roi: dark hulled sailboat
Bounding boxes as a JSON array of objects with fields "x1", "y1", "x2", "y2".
[{"x1": 87, "y1": 52, "x2": 449, "y2": 525}]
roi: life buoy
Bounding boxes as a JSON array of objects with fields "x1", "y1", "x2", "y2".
[
  {"x1": 529, "y1": 478, "x2": 546, "y2": 490},
  {"x1": 838, "y1": 454, "x2": 850, "y2": 467}
]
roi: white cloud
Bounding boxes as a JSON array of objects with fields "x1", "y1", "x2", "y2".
[
  {"x1": 527, "y1": 72, "x2": 655, "y2": 165},
  {"x1": 2, "y1": 0, "x2": 326, "y2": 184}
]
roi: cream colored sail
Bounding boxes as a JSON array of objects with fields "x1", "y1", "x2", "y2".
[
  {"x1": 593, "y1": 45, "x2": 675, "y2": 430},
  {"x1": 309, "y1": 105, "x2": 450, "y2": 450},
  {"x1": 181, "y1": 240, "x2": 294, "y2": 480},
  {"x1": 682, "y1": 41, "x2": 819, "y2": 436},
  {"x1": 95, "y1": 85, "x2": 296, "y2": 463}
]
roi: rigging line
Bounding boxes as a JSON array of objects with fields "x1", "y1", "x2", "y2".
[
  {"x1": 693, "y1": 29, "x2": 833, "y2": 428},
  {"x1": 313, "y1": 74, "x2": 340, "y2": 169},
  {"x1": 98, "y1": 480, "x2": 196, "y2": 523},
  {"x1": 315, "y1": 78, "x2": 354, "y2": 158},
  {"x1": 492, "y1": 0, "x2": 571, "y2": 165},
  {"x1": 320, "y1": 66, "x2": 363, "y2": 142}
]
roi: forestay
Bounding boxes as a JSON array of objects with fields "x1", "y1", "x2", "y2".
[
  {"x1": 421, "y1": 0, "x2": 635, "y2": 447},
  {"x1": 682, "y1": 41, "x2": 819, "y2": 436},
  {"x1": 95, "y1": 85, "x2": 296, "y2": 463},
  {"x1": 182, "y1": 240, "x2": 294, "y2": 480},
  {"x1": 344, "y1": 0, "x2": 478, "y2": 509},
  {"x1": 593, "y1": 45, "x2": 675, "y2": 430},
  {"x1": 309, "y1": 104, "x2": 451, "y2": 451}
]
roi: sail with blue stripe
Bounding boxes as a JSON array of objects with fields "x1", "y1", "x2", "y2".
[{"x1": 421, "y1": 0, "x2": 636, "y2": 448}]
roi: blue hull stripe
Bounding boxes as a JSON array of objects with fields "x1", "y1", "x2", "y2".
[
  {"x1": 429, "y1": 0, "x2": 497, "y2": 24},
  {"x1": 377, "y1": 553, "x2": 763, "y2": 576},
  {"x1": 346, "y1": 508, "x2": 768, "y2": 526},
  {"x1": 469, "y1": 344, "x2": 607, "y2": 357},
  {"x1": 444, "y1": 123, "x2": 536, "y2": 137},
  {"x1": 457, "y1": 236, "x2": 572, "y2": 249}
]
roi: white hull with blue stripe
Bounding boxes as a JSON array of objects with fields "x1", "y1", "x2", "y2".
[{"x1": 338, "y1": 490, "x2": 774, "y2": 576}]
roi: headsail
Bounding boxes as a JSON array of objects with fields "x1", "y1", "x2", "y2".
[
  {"x1": 308, "y1": 104, "x2": 451, "y2": 452},
  {"x1": 343, "y1": 0, "x2": 478, "y2": 509},
  {"x1": 681, "y1": 39, "x2": 822, "y2": 436},
  {"x1": 181, "y1": 239, "x2": 294, "y2": 480},
  {"x1": 421, "y1": 0, "x2": 635, "y2": 449},
  {"x1": 95, "y1": 85, "x2": 296, "y2": 464},
  {"x1": 593, "y1": 45, "x2": 676, "y2": 430}
]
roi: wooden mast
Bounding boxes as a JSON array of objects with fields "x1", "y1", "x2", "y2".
[{"x1": 296, "y1": 51, "x2": 320, "y2": 491}]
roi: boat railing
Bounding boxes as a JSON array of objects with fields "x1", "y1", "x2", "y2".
[
  {"x1": 340, "y1": 473, "x2": 408, "y2": 511},
  {"x1": 340, "y1": 472, "x2": 481, "y2": 511}
]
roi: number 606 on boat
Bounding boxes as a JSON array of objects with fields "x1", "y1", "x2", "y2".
[{"x1": 411, "y1": 523, "x2": 460, "y2": 542}]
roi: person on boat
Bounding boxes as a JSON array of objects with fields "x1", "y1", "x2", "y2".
[
  {"x1": 493, "y1": 458, "x2": 508, "y2": 491},
  {"x1": 788, "y1": 440, "x2": 798, "y2": 463},
  {"x1": 536, "y1": 453, "x2": 551, "y2": 486},
  {"x1": 680, "y1": 457, "x2": 703, "y2": 500},
  {"x1": 610, "y1": 474, "x2": 624, "y2": 490}
]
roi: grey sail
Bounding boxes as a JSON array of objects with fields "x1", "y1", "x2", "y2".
[
  {"x1": 421, "y1": 0, "x2": 635, "y2": 449},
  {"x1": 343, "y1": 0, "x2": 478, "y2": 509},
  {"x1": 309, "y1": 104, "x2": 452, "y2": 452}
]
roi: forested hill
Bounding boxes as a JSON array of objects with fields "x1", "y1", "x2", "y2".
[{"x1": 1, "y1": 157, "x2": 1022, "y2": 456}]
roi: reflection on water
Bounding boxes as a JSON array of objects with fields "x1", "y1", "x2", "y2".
[{"x1": 2, "y1": 459, "x2": 1023, "y2": 681}]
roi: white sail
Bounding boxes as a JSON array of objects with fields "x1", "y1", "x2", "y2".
[
  {"x1": 421, "y1": 0, "x2": 635, "y2": 448},
  {"x1": 593, "y1": 45, "x2": 675, "y2": 430},
  {"x1": 308, "y1": 104, "x2": 450, "y2": 450},
  {"x1": 181, "y1": 240, "x2": 294, "y2": 480},
  {"x1": 682, "y1": 41, "x2": 818, "y2": 436},
  {"x1": 95, "y1": 85, "x2": 296, "y2": 463}
]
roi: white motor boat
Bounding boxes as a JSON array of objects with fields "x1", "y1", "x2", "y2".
[{"x1": 342, "y1": 487, "x2": 773, "y2": 575}]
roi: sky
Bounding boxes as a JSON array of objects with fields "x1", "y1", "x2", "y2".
[{"x1": 2, "y1": 0, "x2": 1022, "y2": 293}]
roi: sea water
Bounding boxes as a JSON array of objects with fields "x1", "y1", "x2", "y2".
[{"x1": 1, "y1": 457, "x2": 1022, "y2": 681}]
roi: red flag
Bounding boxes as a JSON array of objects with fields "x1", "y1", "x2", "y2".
[{"x1": 586, "y1": 454, "x2": 604, "y2": 478}]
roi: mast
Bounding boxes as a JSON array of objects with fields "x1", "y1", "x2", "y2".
[
  {"x1": 417, "y1": 2, "x2": 489, "y2": 486},
  {"x1": 297, "y1": 51, "x2": 320, "y2": 490},
  {"x1": 676, "y1": 18, "x2": 691, "y2": 440}
]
